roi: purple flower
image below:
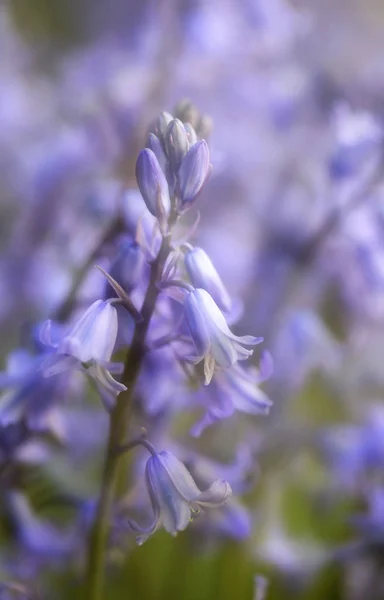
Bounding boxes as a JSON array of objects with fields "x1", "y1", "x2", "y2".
[
  {"x1": 178, "y1": 140, "x2": 211, "y2": 207},
  {"x1": 0, "y1": 349, "x2": 68, "y2": 427},
  {"x1": 184, "y1": 288, "x2": 262, "y2": 384},
  {"x1": 191, "y1": 358, "x2": 273, "y2": 436},
  {"x1": 107, "y1": 239, "x2": 145, "y2": 295},
  {"x1": 184, "y1": 246, "x2": 232, "y2": 313},
  {"x1": 40, "y1": 300, "x2": 126, "y2": 397},
  {"x1": 135, "y1": 148, "x2": 171, "y2": 220},
  {"x1": 7, "y1": 492, "x2": 73, "y2": 559},
  {"x1": 128, "y1": 449, "x2": 231, "y2": 544}
]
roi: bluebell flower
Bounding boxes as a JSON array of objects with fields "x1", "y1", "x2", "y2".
[
  {"x1": 199, "y1": 499, "x2": 253, "y2": 542},
  {"x1": 184, "y1": 246, "x2": 232, "y2": 313},
  {"x1": 135, "y1": 148, "x2": 171, "y2": 221},
  {"x1": 173, "y1": 443, "x2": 255, "y2": 541},
  {"x1": 191, "y1": 357, "x2": 273, "y2": 436},
  {"x1": 0, "y1": 349, "x2": 68, "y2": 427},
  {"x1": 40, "y1": 300, "x2": 126, "y2": 398},
  {"x1": 7, "y1": 492, "x2": 73, "y2": 559},
  {"x1": 184, "y1": 288, "x2": 262, "y2": 384},
  {"x1": 323, "y1": 404, "x2": 384, "y2": 488},
  {"x1": 107, "y1": 238, "x2": 145, "y2": 295},
  {"x1": 178, "y1": 140, "x2": 211, "y2": 207},
  {"x1": 128, "y1": 449, "x2": 231, "y2": 544}
]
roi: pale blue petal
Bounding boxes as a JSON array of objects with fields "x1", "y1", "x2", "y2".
[{"x1": 196, "y1": 480, "x2": 232, "y2": 507}]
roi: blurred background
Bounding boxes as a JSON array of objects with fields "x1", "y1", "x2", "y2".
[{"x1": 2, "y1": 0, "x2": 384, "y2": 599}]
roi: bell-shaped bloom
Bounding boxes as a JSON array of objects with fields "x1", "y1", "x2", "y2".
[
  {"x1": 128, "y1": 449, "x2": 231, "y2": 544},
  {"x1": 185, "y1": 246, "x2": 232, "y2": 313},
  {"x1": 0, "y1": 348, "x2": 69, "y2": 428},
  {"x1": 135, "y1": 148, "x2": 171, "y2": 220},
  {"x1": 184, "y1": 289, "x2": 262, "y2": 384},
  {"x1": 40, "y1": 300, "x2": 126, "y2": 398},
  {"x1": 191, "y1": 358, "x2": 273, "y2": 436},
  {"x1": 7, "y1": 492, "x2": 73, "y2": 559},
  {"x1": 178, "y1": 140, "x2": 211, "y2": 207}
]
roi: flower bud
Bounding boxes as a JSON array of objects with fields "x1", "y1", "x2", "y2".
[
  {"x1": 135, "y1": 149, "x2": 171, "y2": 220},
  {"x1": 185, "y1": 247, "x2": 231, "y2": 313},
  {"x1": 149, "y1": 111, "x2": 173, "y2": 147},
  {"x1": 183, "y1": 122, "x2": 198, "y2": 146},
  {"x1": 178, "y1": 140, "x2": 211, "y2": 207},
  {"x1": 174, "y1": 99, "x2": 200, "y2": 129},
  {"x1": 40, "y1": 300, "x2": 126, "y2": 396},
  {"x1": 165, "y1": 119, "x2": 189, "y2": 172},
  {"x1": 146, "y1": 133, "x2": 167, "y2": 173}
]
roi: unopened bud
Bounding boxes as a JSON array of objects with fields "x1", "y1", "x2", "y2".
[
  {"x1": 178, "y1": 140, "x2": 211, "y2": 207},
  {"x1": 165, "y1": 119, "x2": 189, "y2": 172},
  {"x1": 135, "y1": 149, "x2": 170, "y2": 219}
]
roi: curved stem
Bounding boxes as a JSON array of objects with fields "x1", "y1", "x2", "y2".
[
  {"x1": 85, "y1": 234, "x2": 172, "y2": 600},
  {"x1": 115, "y1": 437, "x2": 157, "y2": 458}
]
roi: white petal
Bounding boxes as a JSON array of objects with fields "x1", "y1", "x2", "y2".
[
  {"x1": 39, "y1": 320, "x2": 56, "y2": 348},
  {"x1": 40, "y1": 354, "x2": 77, "y2": 377},
  {"x1": 90, "y1": 364, "x2": 127, "y2": 395},
  {"x1": 196, "y1": 480, "x2": 232, "y2": 507},
  {"x1": 232, "y1": 386, "x2": 272, "y2": 415},
  {"x1": 203, "y1": 353, "x2": 216, "y2": 385}
]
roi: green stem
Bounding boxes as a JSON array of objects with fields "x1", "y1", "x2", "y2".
[{"x1": 85, "y1": 234, "x2": 172, "y2": 600}]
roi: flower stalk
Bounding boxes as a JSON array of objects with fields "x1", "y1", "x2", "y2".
[{"x1": 85, "y1": 234, "x2": 172, "y2": 600}]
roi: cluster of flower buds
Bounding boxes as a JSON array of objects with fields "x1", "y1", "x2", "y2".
[{"x1": 136, "y1": 108, "x2": 212, "y2": 224}]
